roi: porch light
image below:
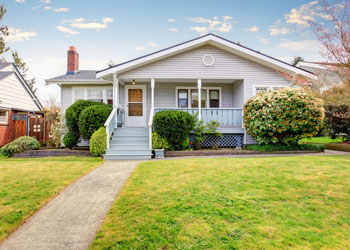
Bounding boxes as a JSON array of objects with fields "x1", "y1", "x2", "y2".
[{"x1": 132, "y1": 79, "x2": 136, "y2": 85}]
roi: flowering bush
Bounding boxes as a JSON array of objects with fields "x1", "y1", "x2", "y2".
[{"x1": 243, "y1": 88, "x2": 324, "y2": 145}]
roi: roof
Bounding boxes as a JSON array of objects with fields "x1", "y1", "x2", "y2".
[
  {"x1": 0, "y1": 62, "x2": 11, "y2": 70},
  {"x1": 46, "y1": 70, "x2": 106, "y2": 83},
  {"x1": 97, "y1": 33, "x2": 316, "y2": 79},
  {"x1": 0, "y1": 71, "x2": 13, "y2": 80}
]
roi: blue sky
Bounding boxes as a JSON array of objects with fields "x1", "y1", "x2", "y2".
[{"x1": 3, "y1": 0, "x2": 325, "y2": 102}]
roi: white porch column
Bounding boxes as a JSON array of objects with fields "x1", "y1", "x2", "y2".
[
  {"x1": 151, "y1": 78, "x2": 155, "y2": 109},
  {"x1": 112, "y1": 73, "x2": 119, "y2": 108},
  {"x1": 197, "y1": 79, "x2": 202, "y2": 120}
]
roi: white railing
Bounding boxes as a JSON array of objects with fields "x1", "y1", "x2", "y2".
[
  {"x1": 148, "y1": 107, "x2": 154, "y2": 149},
  {"x1": 154, "y1": 108, "x2": 243, "y2": 127},
  {"x1": 104, "y1": 107, "x2": 121, "y2": 149}
]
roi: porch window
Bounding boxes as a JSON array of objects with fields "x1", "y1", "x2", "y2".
[
  {"x1": 87, "y1": 89, "x2": 103, "y2": 103},
  {"x1": 107, "y1": 89, "x2": 113, "y2": 105},
  {"x1": 74, "y1": 89, "x2": 85, "y2": 102},
  {"x1": 178, "y1": 89, "x2": 188, "y2": 108},
  {"x1": 191, "y1": 89, "x2": 206, "y2": 108},
  {"x1": 0, "y1": 110, "x2": 8, "y2": 124},
  {"x1": 209, "y1": 90, "x2": 220, "y2": 108}
]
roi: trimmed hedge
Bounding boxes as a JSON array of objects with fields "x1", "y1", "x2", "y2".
[
  {"x1": 78, "y1": 105, "x2": 112, "y2": 140},
  {"x1": 1, "y1": 136, "x2": 40, "y2": 157},
  {"x1": 65, "y1": 100, "x2": 105, "y2": 146},
  {"x1": 90, "y1": 127, "x2": 106, "y2": 156},
  {"x1": 243, "y1": 88, "x2": 324, "y2": 145},
  {"x1": 63, "y1": 131, "x2": 79, "y2": 149},
  {"x1": 246, "y1": 143, "x2": 325, "y2": 152},
  {"x1": 153, "y1": 110, "x2": 195, "y2": 150}
]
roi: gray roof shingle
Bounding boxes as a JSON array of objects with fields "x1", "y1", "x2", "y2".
[
  {"x1": 0, "y1": 71, "x2": 13, "y2": 80},
  {"x1": 0, "y1": 62, "x2": 12, "y2": 70},
  {"x1": 46, "y1": 70, "x2": 104, "y2": 82}
]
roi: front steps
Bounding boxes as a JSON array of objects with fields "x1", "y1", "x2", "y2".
[{"x1": 103, "y1": 128, "x2": 152, "y2": 160}]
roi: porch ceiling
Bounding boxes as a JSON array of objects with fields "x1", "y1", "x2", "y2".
[{"x1": 119, "y1": 78, "x2": 241, "y2": 84}]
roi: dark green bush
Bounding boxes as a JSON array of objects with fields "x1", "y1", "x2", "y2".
[
  {"x1": 246, "y1": 143, "x2": 325, "y2": 152},
  {"x1": 78, "y1": 105, "x2": 112, "y2": 140},
  {"x1": 324, "y1": 105, "x2": 350, "y2": 141},
  {"x1": 1, "y1": 136, "x2": 40, "y2": 157},
  {"x1": 63, "y1": 131, "x2": 79, "y2": 149},
  {"x1": 152, "y1": 132, "x2": 170, "y2": 150},
  {"x1": 153, "y1": 111, "x2": 195, "y2": 150},
  {"x1": 90, "y1": 127, "x2": 106, "y2": 156},
  {"x1": 65, "y1": 100, "x2": 105, "y2": 146}
]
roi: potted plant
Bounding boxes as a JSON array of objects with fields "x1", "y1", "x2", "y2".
[{"x1": 152, "y1": 132, "x2": 170, "y2": 158}]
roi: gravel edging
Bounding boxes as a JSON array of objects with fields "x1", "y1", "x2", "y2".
[
  {"x1": 13, "y1": 149, "x2": 91, "y2": 158},
  {"x1": 165, "y1": 149, "x2": 323, "y2": 157}
]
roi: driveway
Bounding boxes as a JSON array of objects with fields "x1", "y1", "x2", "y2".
[{"x1": 0, "y1": 160, "x2": 141, "y2": 250}]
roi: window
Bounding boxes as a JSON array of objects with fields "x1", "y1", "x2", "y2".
[
  {"x1": 255, "y1": 87, "x2": 269, "y2": 94},
  {"x1": 209, "y1": 90, "x2": 219, "y2": 108},
  {"x1": 88, "y1": 89, "x2": 103, "y2": 103},
  {"x1": 0, "y1": 110, "x2": 8, "y2": 124},
  {"x1": 74, "y1": 89, "x2": 85, "y2": 102},
  {"x1": 191, "y1": 89, "x2": 206, "y2": 108},
  {"x1": 178, "y1": 89, "x2": 188, "y2": 108},
  {"x1": 107, "y1": 89, "x2": 113, "y2": 105},
  {"x1": 253, "y1": 85, "x2": 286, "y2": 96}
]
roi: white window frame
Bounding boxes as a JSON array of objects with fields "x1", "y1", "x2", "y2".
[
  {"x1": 175, "y1": 86, "x2": 222, "y2": 108},
  {"x1": 72, "y1": 87, "x2": 113, "y2": 104},
  {"x1": 252, "y1": 85, "x2": 288, "y2": 96},
  {"x1": 0, "y1": 109, "x2": 9, "y2": 125}
]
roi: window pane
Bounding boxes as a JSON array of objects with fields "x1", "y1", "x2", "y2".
[
  {"x1": 88, "y1": 89, "x2": 103, "y2": 102},
  {"x1": 191, "y1": 90, "x2": 198, "y2": 108},
  {"x1": 74, "y1": 89, "x2": 84, "y2": 101},
  {"x1": 209, "y1": 90, "x2": 219, "y2": 108},
  {"x1": 108, "y1": 99, "x2": 113, "y2": 105},
  {"x1": 107, "y1": 89, "x2": 113, "y2": 99},
  {"x1": 0, "y1": 110, "x2": 7, "y2": 123},
  {"x1": 273, "y1": 87, "x2": 284, "y2": 91},
  {"x1": 201, "y1": 89, "x2": 206, "y2": 108},
  {"x1": 255, "y1": 87, "x2": 269, "y2": 94},
  {"x1": 128, "y1": 103, "x2": 142, "y2": 116},
  {"x1": 178, "y1": 90, "x2": 188, "y2": 108},
  {"x1": 128, "y1": 89, "x2": 143, "y2": 102}
]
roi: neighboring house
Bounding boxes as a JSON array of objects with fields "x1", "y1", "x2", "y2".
[
  {"x1": 46, "y1": 33, "x2": 315, "y2": 159},
  {"x1": 0, "y1": 62, "x2": 43, "y2": 146}
]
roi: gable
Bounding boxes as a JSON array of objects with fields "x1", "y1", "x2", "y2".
[{"x1": 119, "y1": 45, "x2": 289, "y2": 81}]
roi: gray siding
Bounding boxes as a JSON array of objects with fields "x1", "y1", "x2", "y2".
[{"x1": 232, "y1": 80, "x2": 244, "y2": 108}]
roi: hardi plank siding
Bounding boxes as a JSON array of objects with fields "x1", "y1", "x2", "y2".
[{"x1": 232, "y1": 80, "x2": 244, "y2": 108}]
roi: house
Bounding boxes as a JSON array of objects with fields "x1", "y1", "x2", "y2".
[
  {"x1": 46, "y1": 34, "x2": 315, "y2": 159},
  {"x1": 0, "y1": 62, "x2": 43, "y2": 146}
]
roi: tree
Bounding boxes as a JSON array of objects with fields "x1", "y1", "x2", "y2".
[
  {"x1": 0, "y1": 5, "x2": 9, "y2": 57},
  {"x1": 12, "y1": 50, "x2": 37, "y2": 93},
  {"x1": 291, "y1": 56, "x2": 304, "y2": 66},
  {"x1": 107, "y1": 60, "x2": 115, "y2": 68},
  {"x1": 311, "y1": 0, "x2": 350, "y2": 83}
]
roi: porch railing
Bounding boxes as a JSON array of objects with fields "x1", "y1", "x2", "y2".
[
  {"x1": 105, "y1": 107, "x2": 124, "y2": 149},
  {"x1": 154, "y1": 108, "x2": 243, "y2": 128}
]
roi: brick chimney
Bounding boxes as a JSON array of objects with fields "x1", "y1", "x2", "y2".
[{"x1": 67, "y1": 46, "x2": 79, "y2": 75}]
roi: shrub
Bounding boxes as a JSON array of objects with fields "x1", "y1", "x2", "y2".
[
  {"x1": 63, "y1": 131, "x2": 79, "y2": 149},
  {"x1": 324, "y1": 105, "x2": 350, "y2": 141},
  {"x1": 90, "y1": 127, "x2": 106, "y2": 156},
  {"x1": 78, "y1": 104, "x2": 112, "y2": 140},
  {"x1": 65, "y1": 100, "x2": 105, "y2": 146},
  {"x1": 246, "y1": 143, "x2": 325, "y2": 152},
  {"x1": 193, "y1": 119, "x2": 222, "y2": 149},
  {"x1": 152, "y1": 132, "x2": 170, "y2": 150},
  {"x1": 1, "y1": 136, "x2": 40, "y2": 157},
  {"x1": 153, "y1": 111, "x2": 195, "y2": 150},
  {"x1": 243, "y1": 88, "x2": 324, "y2": 145}
]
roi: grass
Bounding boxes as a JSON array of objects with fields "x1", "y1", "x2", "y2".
[
  {"x1": 246, "y1": 143, "x2": 325, "y2": 152},
  {"x1": 0, "y1": 156, "x2": 103, "y2": 242},
  {"x1": 91, "y1": 156, "x2": 350, "y2": 250},
  {"x1": 300, "y1": 136, "x2": 343, "y2": 144}
]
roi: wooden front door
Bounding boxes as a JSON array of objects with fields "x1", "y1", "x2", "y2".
[{"x1": 125, "y1": 85, "x2": 146, "y2": 127}]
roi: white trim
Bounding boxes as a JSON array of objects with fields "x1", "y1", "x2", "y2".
[
  {"x1": 202, "y1": 54, "x2": 215, "y2": 66},
  {"x1": 0, "y1": 109, "x2": 8, "y2": 125},
  {"x1": 296, "y1": 61, "x2": 326, "y2": 70},
  {"x1": 252, "y1": 84, "x2": 289, "y2": 96},
  {"x1": 125, "y1": 85, "x2": 147, "y2": 127},
  {"x1": 175, "y1": 86, "x2": 222, "y2": 108},
  {"x1": 97, "y1": 34, "x2": 316, "y2": 80},
  {"x1": 72, "y1": 86, "x2": 113, "y2": 104}
]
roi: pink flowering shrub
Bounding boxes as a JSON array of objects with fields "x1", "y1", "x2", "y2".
[{"x1": 243, "y1": 88, "x2": 324, "y2": 145}]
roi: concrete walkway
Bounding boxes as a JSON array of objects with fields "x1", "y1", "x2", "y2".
[{"x1": 0, "y1": 160, "x2": 141, "y2": 250}]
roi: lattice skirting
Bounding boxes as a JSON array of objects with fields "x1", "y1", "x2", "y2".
[{"x1": 189, "y1": 134, "x2": 244, "y2": 148}]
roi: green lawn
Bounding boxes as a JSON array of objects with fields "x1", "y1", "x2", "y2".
[
  {"x1": 300, "y1": 136, "x2": 342, "y2": 144},
  {"x1": 0, "y1": 156, "x2": 103, "y2": 242},
  {"x1": 91, "y1": 156, "x2": 350, "y2": 250}
]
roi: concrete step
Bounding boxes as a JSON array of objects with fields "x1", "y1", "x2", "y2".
[
  {"x1": 106, "y1": 149, "x2": 152, "y2": 155},
  {"x1": 112, "y1": 135, "x2": 148, "y2": 140},
  {"x1": 110, "y1": 144, "x2": 150, "y2": 150},
  {"x1": 114, "y1": 128, "x2": 148, "y2": 132},
  {"x1": 103, "y1": 154, "x2": 152, "y2": 160},
  {"x1": 114, "y1": 131, "x2": 148, "y2": 136}
]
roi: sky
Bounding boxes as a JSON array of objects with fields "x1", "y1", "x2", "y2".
[{"x1": 2, "y1": 0, "x2": 327, "y2": 104}]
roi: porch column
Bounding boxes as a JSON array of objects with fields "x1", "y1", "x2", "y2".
[
  {"x1": 113, "y1": 73, "x2": 119, "y2": 108},
  {"x1": 197, "y1": 79, "x2": 202, "y2": 120},
  {"x1": 151, "y1": 78, "x2": 155, "y2": 109}
]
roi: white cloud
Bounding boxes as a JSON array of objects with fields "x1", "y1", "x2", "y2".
[
  {"x1": 44, "y1": 6, "x2": 52, "y2": 10},
  {"x1": 148, "y1": 41, "x2": 158, "y2": 47},
  {"x1": 134, "y1": 46, "x2": 145, "y2": 51},
  {"x1": 169, "y1": 28, "x2": 178, "y2": 33},
  {"x1": 65, "y1": 17, "x2": 114, "y2": 31},
  {"x1": 259, "y1": 37, "x2": 269, "y2": 45},
  {"x1": 168, "y1": 18, "x2": 176, "y2": 23},
  {"x1": 279, "y1": 39, "x2": 321, "y2": 51},
  {"x1": 5, "y1": 28, "x2": 37, "y2": 42},
  {"x1": 269, "y1": 20, "x2": 292, "y2": 35},
  {"x1": 246, "y1": 26, "x2": 259, "y2": 32},
  {"x1": 53, "y1": 8, "x2": 69, "y2": 12},
  {"x1": 285, "y1": 1, "x2": 318, "y2": 26},
  {"x1": 15, "y1": 0, "x2": 25, "y2": 3},
  {"x1": 40, "y1": 0, "x2": 51, "y2": 3},
  {"x1": 187, "y1": 16, "x2": 233, "y2": 35},
  {"x1": 56, "y1": 26, "x2": 79, "y2": 35}
]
